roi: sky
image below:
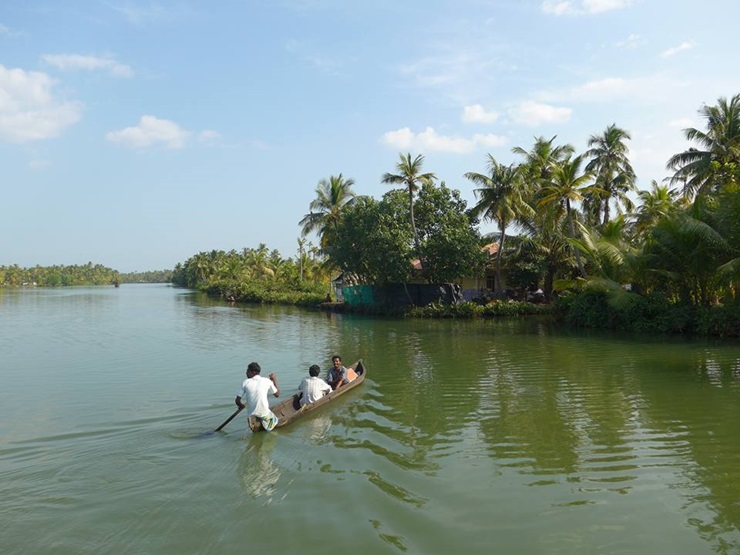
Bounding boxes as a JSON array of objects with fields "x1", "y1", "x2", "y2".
[{"x1": 2, "y1": 0, "x2": 739, "y2": 272}]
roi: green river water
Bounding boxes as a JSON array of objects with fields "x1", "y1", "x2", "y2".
[{"x1": 1, "y1": 284, "x2": 740, "y2": 554}]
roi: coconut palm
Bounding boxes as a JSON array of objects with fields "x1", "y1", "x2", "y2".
[
  {"x1": 465, "y1": 155, "x2": 532, "y2": 295},
  {"x1": 512, "y1": 136, "x2": 575, "y2": 187},
  {"x1": 381, "y1": 153, "x2": 436, "y2": 259},
  {"x1": 647, "y1": 212, "x2": 732, "y2": 305},
  {"x1": 667, "y1": 94, "x2": 740, "y2": 199},
  {"x1": 584, "y1": 124, "x2": 636, "y2": 226},
  {"x1": 299, "y1": 174, "x2": 357, "y2": 251},
  {"x1": 631, "y1": 180, "x2": 683, "y2": 238},
  {"x1": 538, "y1": 155, "x2": 599, "y2": 277}
]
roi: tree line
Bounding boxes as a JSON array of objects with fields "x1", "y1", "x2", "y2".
[
  {"x1": 297, "y1": 94, "x2": 740, "y2": 335},
  {"x1": 171, "y1": 243, "x2": 331, "y2": 305},
  {"x1": 0, "y1": 263, "x2": 173, "y2": 287}
]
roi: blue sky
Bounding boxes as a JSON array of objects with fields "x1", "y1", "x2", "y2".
[{"x1": 2, "y1": 1, "x2": 738, "y2": 272}]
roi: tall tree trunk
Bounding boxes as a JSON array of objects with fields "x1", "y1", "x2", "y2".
[
  {"x1": 566, "y1": 199, "x2": 588, "y2": 277},
  {"x1": 408, "y1": 186, "x2": 424, "y2": 278},
  {"x1": 495, "y1": 224, "x2": 506, "y2": 295}
]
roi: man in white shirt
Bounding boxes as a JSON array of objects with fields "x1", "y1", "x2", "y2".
[
  {"x1": 298, "y1": 364, "x2": 332, "y2": 407},
  {"x1": 235, "y1": 362, "x2": 280, "y2": 431}
]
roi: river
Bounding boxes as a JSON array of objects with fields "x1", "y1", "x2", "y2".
[{"x1": 1, "y1": 284, "x2": 740, "y2": 554}]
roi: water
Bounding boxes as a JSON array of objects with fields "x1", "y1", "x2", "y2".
[{"x1": 1, "y1": 285, "x2": 740, "y2": 554}]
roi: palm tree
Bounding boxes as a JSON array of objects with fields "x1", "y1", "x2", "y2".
[
  {"x1": 631, "y1": 180, "x2": 683, "y2": 238},
  {"x1": 538, "y1": 155, "x2": 599, "y2": 277},
  {"x1": 297, "y1": 238, "x2": 306, "y2": 281},
  {"x1": 512, "y1": 136, "x2": 575, "y2": 186},
  {"x1": 647, "y1": 212, "x2": 732, "y2": 305},
  {"x1": 584, "y1": 124, "x2": 636, "y2": 226},
  {"x1": 299, "y1": 174, "x2": 357, "y2": 251},
  {"x1": 667, "y1": 94, "x2": 740, "y2": 199},
  {"x1": 465, "y1": 155, "x2": 532, "y2": 295},
  {"x1": 381, "y1": 153, "x2": 437, "y2": 260}
]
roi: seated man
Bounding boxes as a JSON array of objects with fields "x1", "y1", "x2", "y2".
[
  {"x1": 326, "y1": 355, "x2": 349, "y2": 390},
  {"x1": 298, "y1": 364, "x2": 332, "y2": 406}
]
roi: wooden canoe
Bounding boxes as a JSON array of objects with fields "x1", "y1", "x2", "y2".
[{"x1": 248, "y1": 359, "x2": 366, "y2": 432}]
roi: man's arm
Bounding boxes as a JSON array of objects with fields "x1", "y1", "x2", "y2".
[
  {"x1": 269, "y1": 373, "x2": 280, "y2": 397},
  {"x1": 235, "y1": 395, "x2": 245, "y2": 409}
]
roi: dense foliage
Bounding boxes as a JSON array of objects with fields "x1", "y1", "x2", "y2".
[
  {"x1": 409, "y1": 300, "x2": 551, "y2": 319},
  {"x1": 171, "y1": 244, "x2": 330, "y2": 305},
  {"x1": 330, "y1": 186, "x2": 485, "y2": 285},
  {"x1": 297, "y1": 93, "x2": 740, "y2": 336},
  {"x1": 0, "y1": 263, "x2": 120, "y2": 287},
  {"x1": 120, "y1": 270, "x2": 172, "y2": 283},
  {"x1": 0, "y1": 264, "x2": 174, "y2": 287}
]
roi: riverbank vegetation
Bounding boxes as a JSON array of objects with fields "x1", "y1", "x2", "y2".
[
  {"x1": 170, "y1": 244, "x2": 330, "y2": 305},
  {"x1": 0, "y1": 263, "x2": 117, "y2": 287},
  {"x1": 0, "y1": 264, "x2": 173, "y2": 287},
  {"x1": 294, "y1": 94, "x2": 739, "y2": 337}
]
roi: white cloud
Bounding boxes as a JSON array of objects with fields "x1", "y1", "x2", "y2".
[
  {"x1": 0, "y1": 65, "x2": 82, "y2": 143},
  {"x1": 660, "y1": 41, "x2": 694, "y2": 58},
  {"x1": 508, "y1": 101, "x2": 572, "y2": 126},
  {"x1": 462, "y1": 104, "x2": 499, "y2": 124},
  {"x1": 381, "y1": 126, "x2": 506, "y2": 154},
  {"x1": 542, "y1": 0, "x2": 631, "y2": 15},
  {"x1": 106, "y1": 115, "x2": 191, "y2": 149},
  {"x1": 42, "y1": 54, "x2": 134, "y2": 77}
]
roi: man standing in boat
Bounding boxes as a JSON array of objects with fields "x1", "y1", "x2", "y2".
[
  {"x1": 298, "y1": 364, "x2": 332, "y2": 406},
  {"x1": 235, "y1": 362, "x2": 280, "y2": 431},
  {"x1": 326, "y1": 355, "x2": 349, "y2": 390}
]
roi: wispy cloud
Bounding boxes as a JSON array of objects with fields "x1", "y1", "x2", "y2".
[
  {"x1": 28, "y1": 159, "x2": 51, "y2": 170},
  {"x1": 668, "y1": 117, "x2": 695, "y2": 129},
  {"x1": 614, "y1": 33, "x2": 643, "y2": 49},
  {"x1": 0, "y1": 65, "x2": 82, "y2": 143},
  {"x1": 542, "y1": 74, "x2": 689, "y2": 103},
  {"x1": 197, "y1": 130, "x2": 222, "y2": 144},
  {"x1": 396, "y1": 43, "x2": 516, "y2": 103},
  {"x1": 508, "y1": 101, "x2": 572, "y2": 126},
  {"x1": 660, "y1": 41, "x2": 694, "y2": 58},
  {"x1": 41, "y1": 54, "x2": 134, "y2": 77},
  {"x1": 106, "y1": 115, "x2": 191, "y2": 149},
  {"x1": 462, "y1": 104, "x2": 499, "y2": 124},
  {"x1": 285, "y1": 39, "x2": 344, "y2": 73},
  {"x1": 380, "y1": 127, "x2": 507, "y2": 154},
  {"x1": 108, "y1": 2, "x2": 193, "y2": 24},
  {"x1": 542, "y1": 0, "x2": 632, "y2": 15}
]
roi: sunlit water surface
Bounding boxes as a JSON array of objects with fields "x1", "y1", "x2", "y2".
[{"x1": 2, "y1": 285, "x2": 740, "y2": 554}]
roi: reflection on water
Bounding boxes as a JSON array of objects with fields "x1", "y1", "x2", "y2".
[
  {"x1": 303, "y1": 413, "x2": 332, "y2": 444},
  {"x1": 239, "y1": 433, "x2": 281, "y2": 502}
]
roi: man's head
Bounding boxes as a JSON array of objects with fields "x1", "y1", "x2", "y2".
[
  {"x1": 309, "y1": 364, "x2": 320, "y2": 377},
  {"x1": 331, "y1": 355, "x2": 342, "y2": 369},
  {"x1": 246, "y1": 361, "x2": 261, "y2": 377}
]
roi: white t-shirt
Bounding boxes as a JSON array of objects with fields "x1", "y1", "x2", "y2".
[
  {"x1": 298, "y1": 375, "x2": 332, "y2": 406},
  {"x1": 236, "y1": 375, "x2": 277, "y2": 417}
]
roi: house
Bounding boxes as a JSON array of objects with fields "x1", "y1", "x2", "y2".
[
  {"x1": 457, "y1": 242, "x2": 505, "y2": 301},
  {"x1": 338, "y1": 241, "x2": 506, "y2": 307}
]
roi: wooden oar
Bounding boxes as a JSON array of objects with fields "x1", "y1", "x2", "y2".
[{"x1": 215, "y1": 406, "x2": 244, "y2": 431}]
